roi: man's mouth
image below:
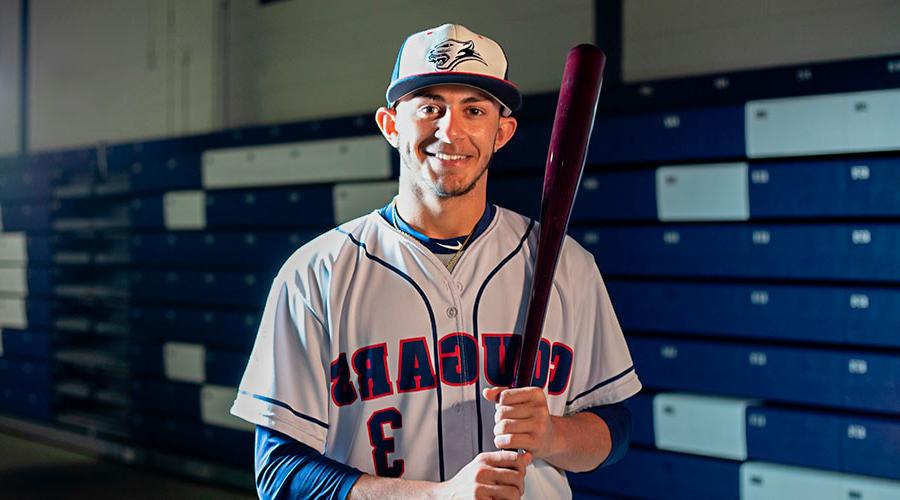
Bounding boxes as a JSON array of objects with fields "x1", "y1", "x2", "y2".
[
  {"x1": 426, "y1": 151, "x2": 471, "y2": 161},
  {"x1": 433, "y1": 152, "x2": 468, "y2": 161}
]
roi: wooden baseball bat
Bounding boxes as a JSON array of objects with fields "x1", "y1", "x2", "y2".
[{"x1": 513, "y1": 44, "x2": 606, "y2": 388}]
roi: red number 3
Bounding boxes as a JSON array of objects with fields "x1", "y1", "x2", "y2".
[{"x1": 366, "y1": 407, "x2": 404, "y2": 477}]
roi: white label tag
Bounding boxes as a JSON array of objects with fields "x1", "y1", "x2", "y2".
[
  {"x1": 163, "y1": 191, "x2": 207, "y2": 230},
  {"x1": 200, "y1": 385, "x2": 254, "y2": 431},
  {"x1": 162, "y1": 342, "x2": 206, "y2": 383}
]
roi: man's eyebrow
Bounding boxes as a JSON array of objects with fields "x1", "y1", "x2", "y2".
[
  {"x1": 409, "y1": 90, "x2": 493, "y2": 103},
  {"x1": 410, "y1": 91, "x2": 445, "y2": 101}
]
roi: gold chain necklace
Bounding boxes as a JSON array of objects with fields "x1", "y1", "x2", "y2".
[{"x1": 392, "y1": 202, "x2": 476, "y2": 273}]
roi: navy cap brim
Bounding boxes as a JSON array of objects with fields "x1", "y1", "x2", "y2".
[{"x1": 387, "y1": 72, "x2": 522, "y2": 115}]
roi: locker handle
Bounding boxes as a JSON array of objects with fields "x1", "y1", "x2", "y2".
[
  {"x1": 750, "y1": 476, "x2": 763, "y2": 485},
  {"x1": 663, "y1": 405, "x2": 675, "y2": 415}
]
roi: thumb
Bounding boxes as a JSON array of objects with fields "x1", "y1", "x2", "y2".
[{"x1": 482, "y1": 386, "x2": 505, "y2": 402}]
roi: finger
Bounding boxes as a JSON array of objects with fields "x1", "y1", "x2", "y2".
[
  {"x1": 480, "y1": 466, "x2": 526, "y2": 496},
  {"x1": 482, "y1": 386, "x2": 506, "y2": 403},
  {"x1": 494, "y1": 403, "x2": 539, "y2": 422},
  {"x1": 497, "y1": 387, "x2": 545, "y2": 405},
  {"x1": 494, "y1": 417, "x2": 539, "y2": 436},
  {"x1": 480, "y1": 450, "x2": 524, "y2": 468},
  {"x1": 494, "y1": 432, "x2": 537, "y2": 451},
  {"x1": 474, "y1": 483, "x2": 522, "y2": 500}
]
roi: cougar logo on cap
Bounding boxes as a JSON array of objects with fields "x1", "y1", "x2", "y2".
[{"x1": 426, "y1": 39, "x2": 486, "y2": 70}]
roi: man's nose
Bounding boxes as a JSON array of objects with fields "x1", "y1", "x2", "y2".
[{"x1": 435, "y1": 109, "x2": 464, "y2": 142}]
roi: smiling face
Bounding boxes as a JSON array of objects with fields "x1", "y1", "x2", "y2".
[{"x1": 376, "y1": 84, "x2": 517, "y2": 202}]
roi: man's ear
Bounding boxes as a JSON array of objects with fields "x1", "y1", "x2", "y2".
[
  {"x1": 493, "y1": 116, "x2": 518, "y2": 152},
  {"x1": 375, "y1": 107, "x2": 399, "y2": 148}
]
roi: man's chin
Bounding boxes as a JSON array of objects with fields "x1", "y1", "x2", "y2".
[{"x1": 432, "y1": 184, "x2": 472, "y2": 198}]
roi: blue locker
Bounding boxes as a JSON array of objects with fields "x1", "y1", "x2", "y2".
[
  {"x1": 491, "y1": 122, "x2": 551, "y2": 172},
  {"x1": 749, "y1": 158, "x2": 848, "y2": 217},
  {"x1": 745, "y1": 406, "x2": 843, "y2": 472},
  {"x1": 127, "y1": 153, "x2": 203, "y2": 193},
  {"x1": 742, "y1": 225, "x2": 840, "y2": 279},
  {"x1": 629, "y1": 338, "x2": 846, "y2": 409},
  {"x1": 19, "y1": 298, "x2": 54, "y2": 328},
  {"x1": 607, "y1": 281, "x2": 846, "y2": 344},
  {"x1": 105, "y1": 134, "x2": 212, "y2": 170},
  {"x1": 576, "y1": 224, "x2": 900, "y2": 282},
  {"x1": 1, "y1": 202, "x2": 53, "y2": 232},
  {"x1": 0, "y1": 165, "x2": 53, "y2": 202},
  {"x1": 130, "y1": 230, "x2": 315, "y2": 270},
  {"x1": 0, "y1": 386, "x2": 54, "y2": 420},
  {"x1": 130, "y1": 270, "x2": 269, "y2": 306},
  {"x1": 0, "y1": 329, "x2": 52, "y2": 360},
  {"x1": 128, "y1": 196, "x2": 166, "y2": 229},
  {"x1": 205, "y1": 349, "x2": 249, "y2": 387},
  {"x1": 845, "y1": 157, "x2": 900, "y2": 216},
  {"x1": 24, "y1": 267, "x2": 54, "y2": 296},
  {"x1": 569, "y1": 447, "x2": 657, "y2": 498},
  {"x1": 568, "y1": 447, "x2": 740, "y2": 499},
  {"x1": 588, "y1": 105, "x2": 745, "y2": 165},
  {"x1": 571, "y1": 493, "x2": 619, "y2": 500},
  {"x1": 205, "y1": 186, "x2": 335, "y2": 228},
  {"x1": 0, "y1": 359, "x2": 52, "y2": 392},
  {"x1": 132, "y1": 413, "x2": 253, "y2": 466},
  {"x1": 572, "y1": 170, "x2": 658, "y2": 222},
  {"x1": 574, "y1": 225, "x2": 732, "y2": 278},
  {"x1": 844, "y1": 224, "x2": 900, "y2": 282},
  {"x1": 130, "y1": 342, "x2": 250, "y2": 387},
  {"x1": 132, "y1": 379, "x2": 201, "y2": 419},
  {"x1": 841, "y1": 352, "x2": 900, "y2": 414},
  {"x1": 129, "y1": 343, "x2": 165, "y2": 377},
  {"x1": 750, "y1": 156, "x2": 900, "y2": 218},
  {"x1": 842, "y1": 414, "x2": 900, "y2": 480},
  {"x1": 0, "y1": 234, "x2": 50, "y2": 265},
  {"x1": 487, "y1": 177, "x2": 542, "y2": 220},
  {"x1": 129, "y1": 306, "x2": 259, "y2": 350},
  {"x1": 25, "y1": 235, "x2": 53, "y2": 263},
  {"x1": 228, "y1": 114, "x2": 378, "y2": 148}
]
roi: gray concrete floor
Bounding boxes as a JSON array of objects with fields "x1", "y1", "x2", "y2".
[{"x1": 0, "y1": 432, "x2": 257, "y2": 500}]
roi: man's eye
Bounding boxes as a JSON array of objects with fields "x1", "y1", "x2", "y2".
[
  {"x1": 419, "y1": 105, "x2": 439, "y2": 114},
  {"x1": 468, "y1": 107, "x2": 486, "y2": 116}
]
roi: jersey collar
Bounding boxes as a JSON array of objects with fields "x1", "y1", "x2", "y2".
[{"x1": 378, "y1": 201, "x2": 496, "y2": 254}]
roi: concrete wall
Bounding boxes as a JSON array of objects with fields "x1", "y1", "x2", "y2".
[
  {"x1": 0, "y1": 0, "x2": 21, "y2": 156},
  {"x1": 622, "y1": 0, "x2": 900, "y2": 81},
  {"x1": 1, "y1": 0, "x2": 898, "y2": 153},
  {"x1": 26, "y1": 0, "x2": 219, "y2": 151},
  {"x1": 228, "y1": 0, "x2": 595, "y2": 124}
]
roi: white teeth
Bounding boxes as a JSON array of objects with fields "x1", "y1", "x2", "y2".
[{"x1": 434, "y1": 153, "x2": 466, "y2": 161}]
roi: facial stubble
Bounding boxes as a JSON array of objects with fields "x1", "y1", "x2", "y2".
[{"x1": 400, "y1": 132, "x2": 497, "y2": 199}]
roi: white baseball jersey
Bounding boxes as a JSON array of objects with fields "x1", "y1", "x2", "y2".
[{"x1": 231, "y1": 205, "x2": 641, "y2": 499}]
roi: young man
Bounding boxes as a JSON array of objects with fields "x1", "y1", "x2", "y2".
[{"x1": 232, "y1": 24, "x2": 641, "y2": 499}]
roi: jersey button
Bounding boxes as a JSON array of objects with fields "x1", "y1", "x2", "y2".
[
  {"x1": 454, "y1": 281, "x2": 463, "y2": 292},
  {"x1": 446, "y1": 306, "x2": 458, "y2": 318}
]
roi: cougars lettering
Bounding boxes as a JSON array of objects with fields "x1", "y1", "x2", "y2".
[{"x1": 330, "y1": 333, "x2": 575, "y2": 407}]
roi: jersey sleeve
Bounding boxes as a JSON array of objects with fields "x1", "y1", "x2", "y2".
[
  {"x1": 231, "y1": 261, "x2": 333, "y2": 451},
  {"x1": 563, "y1": 251, "x2": 642, "y2": 415}
]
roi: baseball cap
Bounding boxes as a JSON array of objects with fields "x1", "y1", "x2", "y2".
[{"x1": 386, "y1": 23, "x2": 522, "y2": 116}]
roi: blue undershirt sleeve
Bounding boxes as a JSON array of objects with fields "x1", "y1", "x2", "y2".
[
  {"x1": 255, "y1": 425, "x2": 363, "y2": 500},
  {"x1": 582, "y1": 402, "x2": 632, "y2": 471}
]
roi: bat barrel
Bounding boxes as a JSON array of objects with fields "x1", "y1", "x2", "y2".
[{"x1": 513, "y1": 44, "x2": 606, "y2": 388}]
